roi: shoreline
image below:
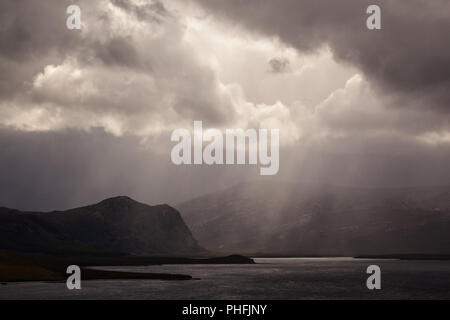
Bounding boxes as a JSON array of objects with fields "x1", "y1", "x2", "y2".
[
  {"x1": 0, "y1": 251, "x2": 254, "y2": 283},
  {"x1": 0, "y1": 266, "x2": 193, "y2": 283},
  {"x1": 4, "y1": 252, "x2": 450, "y2": 283}
]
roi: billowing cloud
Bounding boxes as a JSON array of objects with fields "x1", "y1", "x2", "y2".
[
  {"x1": 0, "y1": 0, "x2": 241, "y2": 135},
  {"x1": 191, "y1": 0, "x2": 450, "y2": 114}
]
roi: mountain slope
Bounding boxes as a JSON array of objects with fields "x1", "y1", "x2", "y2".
[
  {"x1": 0, "y1": 196, "x2": 203, "y2": 256},
  {"x1": 178, "y1": 182, "x2": 450, "y2": 255}
]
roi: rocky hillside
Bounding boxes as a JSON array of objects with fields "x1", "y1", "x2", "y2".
[
  {"x1": 178, "y1": 182, "x2": 450, "y2": 255},
  {"x1": 0, "y1": 196, "x2": 203, "y2": 256}
]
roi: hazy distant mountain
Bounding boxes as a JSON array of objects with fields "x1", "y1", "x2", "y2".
[
  {"x1": 178, "y1": 182, "x2": 450, "y2": 255},
  {"x1": 0, "y1": 196, "x2": 203, "y2": 256}
]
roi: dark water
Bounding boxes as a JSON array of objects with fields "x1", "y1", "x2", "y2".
[{"x1": 1, "y1": 258, "x2": 450, "y2": 300}]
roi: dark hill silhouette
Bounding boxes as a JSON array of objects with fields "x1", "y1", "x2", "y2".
[{"x1": 0, "y1": 196, "x2": 203, "y2": 256}]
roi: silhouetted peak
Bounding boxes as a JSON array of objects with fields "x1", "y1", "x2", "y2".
[
  {"x1": 0, "y1": 196, "x2": 204, "y2": 255},
  {"x1": 99, "y1": 196, "x2": 137, "y2": 205}
]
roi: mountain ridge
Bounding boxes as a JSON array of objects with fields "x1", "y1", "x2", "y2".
[
  {"x1": 0, "y1": 196, "x2": 204, "y2": 256},
  {"x1": 178, "y1": 182, "x2": 450, "y2": 255}
]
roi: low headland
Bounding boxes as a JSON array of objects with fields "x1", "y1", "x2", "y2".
[{"x1": 0, "y1": 251, "x2": 254, "y2": 283}]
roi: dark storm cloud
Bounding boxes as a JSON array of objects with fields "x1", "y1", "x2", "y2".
[
  {"x1": 111, "y1": 0, "x2": 169, "y2": 22},
  {"x1": 95, "y1": 37, "x2": 143, "y2": 68},
  {"x1": 268, "y1": 57, "x2": 290, "y2": 74},
  {"x1": 0, "y1": 0, "x2": 144, "y2": 91},
  {"x1": 0, "y1": 0, "x2": 79, "y2": 61},
  {"x1": 0, "y1": 0, "x2": 81, "y2": 97},
  {"x1": 192, "y1": 0, "x2": 450, "y2": 113}
]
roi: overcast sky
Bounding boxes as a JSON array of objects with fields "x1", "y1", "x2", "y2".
[{"x1": 1, "y1": 0, "x2": 450, "y2": 211}]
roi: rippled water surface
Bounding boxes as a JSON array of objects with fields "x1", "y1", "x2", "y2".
[{"x1": 1, "y1": 258, "x2": 450, "y2": 300}]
